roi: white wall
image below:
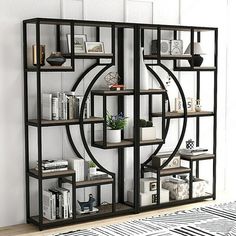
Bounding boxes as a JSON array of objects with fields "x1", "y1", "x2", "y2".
[{"x1": 0, "y1": 0, "x2": 230, "y2": 228}]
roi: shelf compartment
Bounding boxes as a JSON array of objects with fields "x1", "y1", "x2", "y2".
[
  {"x1": 28, "y1": 169, "x2": 75, "y2": 179},
  {"x1": 93, "y1": 138, "x2": 163, "y2": 149},
  {"x1": 143, "y1": 166, "x2": 191, "y2": 177},
  {"x1": 27, "y1": 116, "x2": 104, "y2": 127},
  {"x1": 152, "y1": 111, "x2": 214, "y2": 119},
  {"x1": 91, "y1": 88, "x2": 166, "y2": 96},
  {"x1": 174, "y1": 66, "x2": 216, "y2": 71},
  {"x1": 144, "y1": 54, "x2": 192, "y2": 60},
  {"x1": 26, "y1": 66, "x2": 73, "y2": 72},
  {"x1": 63, "y1": 177, "x2": 114, "y2": 188},
  {"x1": 181, "y1": 153, "x2": 215, "y2": 161},
  {"x1": 63, "y1": 53, "x2": 113, "y2": 59}
]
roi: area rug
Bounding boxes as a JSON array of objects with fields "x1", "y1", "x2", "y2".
[{"x1": 53, "y1": 202, "x2": 236, "y2": 236}]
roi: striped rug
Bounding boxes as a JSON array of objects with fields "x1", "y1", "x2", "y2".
[{"x1": 53, "y1": 202, "x2": 236, "y2": 236}]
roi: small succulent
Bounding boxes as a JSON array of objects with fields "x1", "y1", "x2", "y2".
[
  {"x1": 106, "y1": 112, "x2": 128, "y2": 130},
  {"x1": 139, "y1": 119, "x2": 153, "y2": 127},
  {"x1": 146, "y1": 121, "x2": 153, "y2": 127},
  {"x1": 89, "y1": 161, "x2": 96, "y2": 168}
]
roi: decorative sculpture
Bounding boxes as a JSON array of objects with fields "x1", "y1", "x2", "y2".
[{"x1": 78, "y1": 194, "x2": 95, "y2": 211}]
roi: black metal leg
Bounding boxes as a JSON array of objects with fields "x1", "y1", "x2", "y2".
[
  {"x1": 97, "y1": 185, "x2": 101, "y2": 206},
  {"x1": 189, "y1": 161, "x2": 193, "y2": 199},
  {"x1": 72, "y1": 174, "x2": 76, "y2": 219}
]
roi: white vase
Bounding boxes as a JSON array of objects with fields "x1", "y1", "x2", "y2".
[
  {"x1": 107, "y1": 129, "x2": 121, "y2": 143},
  {"x1": 140, "y1": 47, "x2": 149, "y2": 90}
]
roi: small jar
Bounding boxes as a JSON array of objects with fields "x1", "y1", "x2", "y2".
[
  {"x1": 195, "y1": 99, "x2": 202, "y2": 112},
  {"x1": 46, "y1": 52, "x2": 66, "y2": 66}
]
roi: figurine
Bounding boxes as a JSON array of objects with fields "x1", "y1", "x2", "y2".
[
  {"x1": 186, "y1": 139, "x2": 194, "y2": 150},
  {"x1": 78, "y1": 194, "x2": 95, "y2": 212}
]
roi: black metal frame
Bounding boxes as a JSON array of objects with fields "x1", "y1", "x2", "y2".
[{"x1": 23, "y1": 17, "x2": 218, "y2": 230}]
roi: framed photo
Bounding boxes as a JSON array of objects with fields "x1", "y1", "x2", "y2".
[
  {"x1": 85, "y1": 42, "x2": 105, "y2": 54},
  {"x1": 67, "y1": 34, "x2": 87, "y2": 53},
  {"x1": 175, "y1": 97, "x2": 195, "y2": 113},
  {"x1": 170, "y1": 40, "x2": 183, "y2": 55}
]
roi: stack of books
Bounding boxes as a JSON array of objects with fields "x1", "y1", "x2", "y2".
[
  {"x1": 179, "y1": 147, "x2": 208, "y2": 156},
  {"x1": 36, "y1": 160, "x2": 68, "y2": 173},
  {"x1": 42, "y1": 92, "x2": 90, "y2": 121},
  {"x1": 43, "y1": 184, "x2": 72, "y2": 220},
  {"x1": 89, "y1": 171, "x2": 109, "y2": 180}
]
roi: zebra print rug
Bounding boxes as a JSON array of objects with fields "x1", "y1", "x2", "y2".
[{"x1": 53, "y1": 202, "x2": 236, "y2": 236}]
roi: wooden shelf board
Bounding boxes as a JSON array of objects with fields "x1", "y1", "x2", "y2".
[
  {"x1": 152, "y1": 111, "x2": 214, "y2": 119},
  {"x1": 27, "y1": 116, "x2": 104, "y2": 127},
  {"x1": 93, "y1": 138, "x2": 163, "y2": 149},
  {"x1": 26, "y1": 66, "x2": 73, "y2": 72},
  {"x1": 63, "y1": 53, "x2": 113, "y2": 59},
  {"x1": 144, "y1": 166, "x2": 191, "y2": 176},
  {"x1": 144, "y1": 54, "x2": 192, "y2": 60},
  {"x1": 30, "y1": 216, "x2": 73, "y2": 225},
  {"x1": 174, "y1": 66, "x2": 216, "y2": 71},
  {"x1": 181, "y1": 153, "x2": 215, "y2": 161},
  {"x1": 91, "y1": 89, "x2": 166, "y2": 96},
  {"x1": 76, "y1": 178, "x2": 113, "y2": 188},
  {"x1": 28, "y1": 169, "x2": 75, "y2": 179}
]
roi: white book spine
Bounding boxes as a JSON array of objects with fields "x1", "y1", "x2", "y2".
[
  {"x1": 43, "y1": 190, "x2": 53, "y2": 220},
  {"x1": 59, "y1": 194, "x2": 62, "y2": 218},
  {"x1": 51, "y1": 194, "x2": 56, "y2": 220},
  {"x1": 86, "y1": 98, "x2": 90, "y2": 118},
  {"x1": 52, "y1": 97, "x2": 59, "y2": 120}
]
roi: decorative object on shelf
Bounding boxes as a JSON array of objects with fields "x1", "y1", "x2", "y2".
[
  {"x1": 152, "y1": 154, "x2": 181, "y2": 169},
  {"x1": 67, "y1": 34, "x2": 87, "y2": 53},
  {"x1": 195, "y1": 99, "x2": 202, "y2": 112},
  {"x1": 140, "y1": 47, "x2": 149, "y2": 90},
  {"x1": 77, "y1": 194, "x2": 95, "y2": 212},
  {"x1": 46, "y1": 52, "x2": 66, "y2": 66},
  {"x1": 186, "y1": 139, "x2": 195, "y2": 150},
  {"x1": 185, "y1": 42, "x2": 205, "y2": 67},
  {"x1": 32, "y1": 44, "x2": 45, "y2": 66},
  {"x1": 88, "y1": 161, "x2": 97, "y2": 175},
  {"x1": 175, "y1": 97, "x2": 195, "y2": 112},
  {"x1": 106, "y1": 112, "x2": 128, "y2": 143},
  {"x1": 170, "y1": 40, "x2": 183, "y2": 55},
  {"x1": 151, "y1": 40, "x2": 171, "y2": 55},
  {"x1": 104, "y1": 72, "x2": 124, "y2": 90},
  {"x1": 85, "y1": 42, "x2": 105, "y2": 53},
  {"x1": 186, "y1": 97, "x2": 195, "y2": 112},
  {"x1": 139, "y1": 119, "x2": 156, "y2": 141}
]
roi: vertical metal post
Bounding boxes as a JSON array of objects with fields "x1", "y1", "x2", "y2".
[
  {"x1": 190, "y1": 29, "x2": 194, "y2": 68},
  {"x1": 134, "y1": 25, "x2": 140, "y2": 213},
  {"x1": 173, "y1": 30, "x2": 177, "y2": 69},
  {"x1": 196, "y1": 32, "x2": 201, "y2": 178},
  {"x1": 111, "y1": 25, "x2": 115, "y2": 65},
  {"x1": 97, "y1": 186, "x2": 101, "y2": 206},
  {"x1": 56, "y1": 25, "x2": 61, "y2": 52},
  {"x1": 156, "y1": 170, "x2": 160, "y2": 205},
  {"x1": 103, "y1": 96, "x2": 107, "y2": 147},
  {"x1": 149, "y1": 95, "x2": 152, "y2": 121},
  {"x1": 189, "y1": 161, "x2": 193, "y2": 199},
  {"x1": 213, "y1": 29, "x2": 218, "y2": 199},
  {"x1": 112, "y1": 178, "x2": 116, "y2": 212},
  {"x1": 70, "y1": 22, "x2": 75, "y2": 70},
  {"x1": 118, "y1": 28, "x2": 124, "y2": 203},
  {"x1": 91, "y1": 94, "x2": 95, "y2": 146},
  {"x1": 157, "y1": 27, "x2": 161, "y2": 63},
  {"x1": 96, "y1": 26, "x2": 100, "y2": 64},
  {"x1": 36, "y1": 20, "x2": 43, "y2": 229},
  {"x1": 23, "y1": 21, "x2": 30, "y2": 222},
  {"x1": 162, "y1": 93, "x2": 166, "y2": 141},
  {"x1": 141, "y1": 28, "x2": 144, "y2": 48},
  {"x1": 72, "y1": 173, "x2": 76, "y2": 219}
]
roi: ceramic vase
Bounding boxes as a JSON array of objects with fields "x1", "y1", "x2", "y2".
[
  {"x1": 46, "y1": 52, "x2": 66, "y2": 66},
  {"x1": 107, "y1": 129, "x2": 121, "y2": 143}
]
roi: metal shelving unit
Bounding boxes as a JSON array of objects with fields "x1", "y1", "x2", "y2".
[{"x1": 23, "y1": 17, "x2": 217, "y2": 230}]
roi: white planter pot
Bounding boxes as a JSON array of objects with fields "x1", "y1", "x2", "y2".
[
  {"x1": 89, "y1": 167, "x2": 97, "y2": 175},
  {"x1": 107, "y1": 129, "x2": 121, "y2": 143},
  {"x1": 140, "y1": 127, "x2": 156, "y2": 141}
]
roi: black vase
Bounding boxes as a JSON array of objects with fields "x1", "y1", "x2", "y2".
[
  {"x1": 46, "y1": 52, "x2": 66, "y2": 66},
  {"x1": 188, "y1": 54, "x2": 203, "y2": 67}
]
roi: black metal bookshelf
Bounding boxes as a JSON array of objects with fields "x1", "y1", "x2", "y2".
[{"x1": 23, "y1": 17, "x2": 217, "y2": 230}]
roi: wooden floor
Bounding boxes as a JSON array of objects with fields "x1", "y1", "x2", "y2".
[{"x1": 0, "y1": 193, "x2": 234, "y2": 236}]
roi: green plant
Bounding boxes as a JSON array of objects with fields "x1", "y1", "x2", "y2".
[
  {"x1": 106, "y1": 112, "x2": 128, "y2": 130},
  {"x1": 89, "y1": 161, "x2": 96, "y2": 168},
  {"x1": 139, "y1": 119, "x2": 153, "y2": 127},
  {"x1": 139, "y1": 119, "x2": 147, "y2": 127}
]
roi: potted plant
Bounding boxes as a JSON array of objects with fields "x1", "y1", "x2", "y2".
[
  {"x1": 106, "y1": 112, "x2": 128, "y2": 143},
  {"x1": 139, "y1": 119, "x2": 156, "y2": 141},
  {"x1": 88, "y1": 161, "x2": 97, "y2": 175}
]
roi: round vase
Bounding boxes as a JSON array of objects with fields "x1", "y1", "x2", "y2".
[
  {"x1": 89, "y1": 167, "x2": 97, "y2": 175},
  {"x1": 107, "y1": 129, "x2": 121, "y2": 143},
  {"x1": 140, "y1": 47, "x2": 149, "y2": 90},
  {"x1": 46, "y1": 52, "x2": 66, "y2": 66}
]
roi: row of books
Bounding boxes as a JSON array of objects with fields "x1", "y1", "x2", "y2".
[
  {"x1": 43, "y1": 183, "x2": 72, "y2": 220},
  {"x1": 36, "y1": 160, "x2": 68, "y2": 173},
  {"x1": 42, "y1": 92, "x2": 90, "y2": 121}
]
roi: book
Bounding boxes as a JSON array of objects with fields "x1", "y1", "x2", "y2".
[
  {"x1": 66, "y1": 157, "x2": 85, "y2": 181},
  {"x1": 43, "y1": 190, "x2": 55, "y2": 220},
  {"x1": 62, "y1": 183, "x2": 73, "y2": 218},
  {"x1": 49, "y1": 189, "x2": 60, "y2": 219},
  {"x1": 54, "y1": 187, "x2": 69, "y2": 219},
  {"x1": 179, "y1": 147, "x2": 208, "y2": 156},
  {"x1": 35, "y1": 167, "x2": 68, "y2": 173},
  {"x1": 38, "y1": 160, "x2": 68, "y2": 168},
  {"x1": 42, "y1": 94, "x2": 52, "y2": 120},
  {"x1": 89, "y1": 171, "x2": 109, "y2": 180},
  {"x1": 52, "y1": 97, "x2": 59, "y2": 120}
]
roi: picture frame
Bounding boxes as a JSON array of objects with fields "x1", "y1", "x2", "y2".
[
  {"x1": 85, "y1": 42, "x2": 105, "y2": 54},
  {"x1": 67, "y1": 34, "x2": 87, "y2": 54},
  {"x1": 170, "y1": 40, "x2": 183, "y2": 55},
  {"x1": 186, "y1": 97, "x2": 195, "y2": 112},
  {"x1": 175, "y1": 97, "x2": 195, "y2": 113}
]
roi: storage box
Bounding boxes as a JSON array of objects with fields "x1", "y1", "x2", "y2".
[
  {"x1": 162, "y1": 178, "x2": 207, "y2": 200},
  {"x1": 127, "y1": 188, "x2": 169, "y2": 206},
  {"x1": 140, "y1": 178, "x2": 161, "y2": 193},
  {"x1": 152, "y1": 154, "x2": 181, "y2": 169},
  {"x1": 140, "y1": 127, "x2": 156, "y2": 141}
]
